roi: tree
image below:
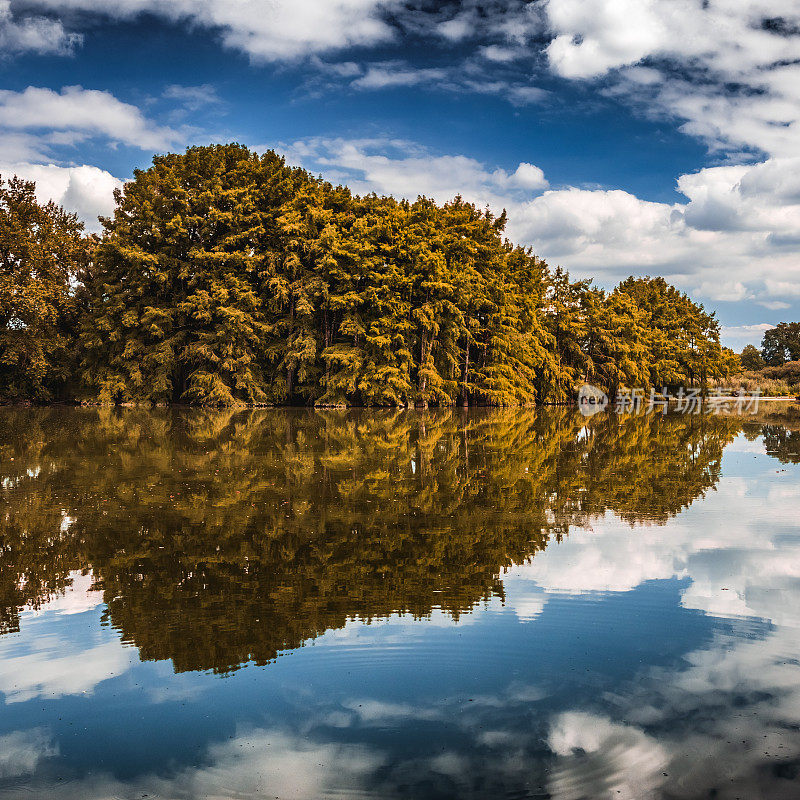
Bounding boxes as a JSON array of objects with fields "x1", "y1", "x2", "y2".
[
  {"x1": 543, "y1": 267, "x2": 590, "y2": 400},
  {"x1": 762, "y1": 322, "x2": 800, "y2": 366},
  {"x1": 583, "y1": 289, "x2": 650, "y2": 396},
  {"x1": 616, "y1": 276, "x2": 729, "y2": 387},
  {"x1": 81, "y1": 145, "x2": 308, "y2": 405},
  {"x1": 0, "y1": 176, "x2": 89, "y2": 401},
  {"x1": 740, "y1": 344, "x2": 764, "y2": 371}
]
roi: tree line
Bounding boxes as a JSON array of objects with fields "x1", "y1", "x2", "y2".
[
  {"x1": 741, "y1": 323, "x2": 800, "y2": 370},
  {"x1": 1, "y1": 144, "x2": 738, "y2": 406}
]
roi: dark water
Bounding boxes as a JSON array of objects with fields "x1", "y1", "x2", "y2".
[{"x1": 1, "y1": 406, "x2": 800, "y2": 799}]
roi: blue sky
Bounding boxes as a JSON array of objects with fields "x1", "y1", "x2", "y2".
[{"x1": 2, "y1": 1, "x2": 800, "y2": 348}]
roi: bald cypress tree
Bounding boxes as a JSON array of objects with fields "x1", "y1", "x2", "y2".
[
  {"x1": 81, "y1": 145, "x2": 307, "y2": 405},
  {"x1": 0, "y1": 176, "x2": 89, "y2": 401},
  {"x1": 616, "y1": 276, "x2": 728, "y2": 387}
]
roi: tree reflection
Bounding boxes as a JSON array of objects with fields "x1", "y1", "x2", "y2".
[
  {"x1": 763, "y1": 426, "x2": 800, "y2": 464},
  {"x1": 1, "y1": 407, "x2": 741, "y2": 671}
]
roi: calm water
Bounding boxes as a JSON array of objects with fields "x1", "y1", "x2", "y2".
[{"x1": 1, "y1": 406, "x2": 800, "y2": 799}]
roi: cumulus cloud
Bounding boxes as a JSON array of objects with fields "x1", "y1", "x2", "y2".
[
  {"x1": 20, "y1": 0, "x2": 398, "y2": 61},
  {"x1": 511, "y1": 184, "x2": 766, "y2": 302},
  {"x1": 515, "y1": 159, "x2": 800, "y2": 302},
  {"x1": 7, "y1": 1, "x2": 800, "y2": 162},
  {"x1": 20, "y1": 571, "x2": 103, "y2": 617},
  {"x1": 0, "y1": 572, "x2": 137, "y2": 703},
  {"x1": 547, "y1": 605, "x2": 800, "y2": 798},
  {"x1": 0, "y1": 85, "x2": 177, "y2": 151},
  {"x1": 547, "y1": 711, "x2": 669, "y2": 800},
  {"x1": 501, "y1": 440, "x2": 800, "y2": 626},
  {"x1": 281, "y1": 136, "x2": 549, "y2": 209},
  {"x1": 0, "y1": 727, "x2": 383, "y2": 800},
  {"x1": 505, "y1": 440, "x2": 800, "y2": 799},
  {"x1": 1, "y1": 162, "x2": 122, "y2": 231},
  {"x1": 0, "y1": 85, "x2": 173, "y2": 230},
  {"x1": 0, "y1": 631, "x2": 135, "y2": 703},
  {"x1": 0, "y1": 0, "x2": 80, "y2": 55},
  {"x1": 541, "y1": 0, "x2": 800, "y2": 158},
  {"x1": 0, "y1": 729, "x2": 58, "y2": 779}
]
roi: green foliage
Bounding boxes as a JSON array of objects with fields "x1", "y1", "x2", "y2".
[
  {"x1": 762, "y1": 322, "x2": 800, "y2": 366},
  {"x1": 0, "y1": 176, "x2": 89, "y2": 401},
  {"x1": 740, "y1": 344, "x2": 764, "y2": 371}
]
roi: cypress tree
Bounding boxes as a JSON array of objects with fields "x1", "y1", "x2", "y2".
[{"x1": 0, "y1": 176, "x2": 89, "y2": 401}]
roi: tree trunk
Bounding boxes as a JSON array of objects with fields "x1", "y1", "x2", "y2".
[
  {"x1": 418, "y1": 333, "x2": 429, "y2": 394},
  {"x1": 323, "y1": 307, "x2": 331, "y2": 384},
  {"x1": 460, "y1": 338, "x2": 469, "y2": 406}
]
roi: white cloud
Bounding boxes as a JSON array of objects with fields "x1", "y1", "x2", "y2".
[
  {"x1": 507, "y1": 161, "x2": 548, "y2": 190},
  {"x1": 545, "y1": 0, "x2": 667, "y2": 80},
  {"x1": 2, "y1": 162, "x2": 122, "y2": 231},
  {"x1": 479, "y1": 44, "x2": 520, "y2": 62},
  {"x1": 0, "y1": 0, "x2": 80, "y2": 55},
  {"x1": 20, "y1": 571, "x2": 103, "y2": 617},
  {"x1": 0, "y1": 573, "x2": 137, "y2": 703},
  {"x1": 720, "y1": 323, "x2": 775, "y2": 349},
  {"x1": 505, "y1": 85, "x2": 548, "y2": 105},
  {"x1": 8, "y1": 0, "x2": 800, "y2": 165},
  {"x1": 512, "y1": 442, "x2": 800, "y2": 799},
  {"x1": 541, "y1": 0, "x2": 800, "y2": 158},
  {"x1": 0, "y1": 729, "x2": 57, "y2": 779},
  {"x1": 162, "y1": 83, "x2": 221, "y2": 111},
  {"x1": 22, "y1": 0, "x2": 398, "y2": 61},
  {"x1": 500, "y1": 446, "x2": 800, "y2": 629},
  {"x1": 1, "y1": 727, "x2": 383, "y2": 800},
  {"x1": 352, "y1": 64, "x2": 450, "y2": 90},
  {"x1": 547, "y1": 711, "x2": 669, "y2": 800},
  {"x1": 345, "y1": 60, "x2": 547, "y2": 106},
  {"x1": 0, "y1": 635, "x2": 134, "y2": 704},
  {"x1": 0, "y1": 85, "x2": 167, "y2": 230},
  {"x1": 281, "y1": 136, "x2": 548, "y2": 210},
  {"x1": 515, "y1": 159, "x2": 800, "y2": 300},
  {"x1": 0, "y1": 85, "x2": 176, "y2": 151},
  {"x1": 0, "y1": 132, "x2": 50, "y2": 163},
  {"x1": 436, "y1": 15, "x2": 473, "y2": 42},
  {"x1": 505, "y1": 515, "x2": 682, "y2": 598},
  {"x1": 559, "y1": 607, "x2": 800, "y2": 798}
]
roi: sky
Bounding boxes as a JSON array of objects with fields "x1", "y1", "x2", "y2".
[{"x1": 2, "y1": 1, "x2": 800, "y2": 349}]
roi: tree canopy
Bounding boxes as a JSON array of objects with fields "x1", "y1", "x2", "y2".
[
  {"x1": 762, "y1": 322, "x2": 800, "y2": 366},
  {"x1": 0, "y1": 176, "x2": 90, "y2": 401},
  {"x1": 741, "y1": 344, "x2": 765, "y2": 371},
  {"x1": 2, "y1": 145, "x2": 736, "y2": 406}
]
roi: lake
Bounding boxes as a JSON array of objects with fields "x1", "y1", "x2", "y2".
[{"x1": 1, "y1": 405, "x2": 800, "y2": 799}]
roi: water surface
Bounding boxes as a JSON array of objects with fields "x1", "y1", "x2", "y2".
[{"x1": 1, "y1": 406, "x2": 800, "y2": 799}]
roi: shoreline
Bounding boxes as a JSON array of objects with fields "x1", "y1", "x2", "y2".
[{"x1": 2, "y1": 396, "x2": 798, "y2": 410}]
